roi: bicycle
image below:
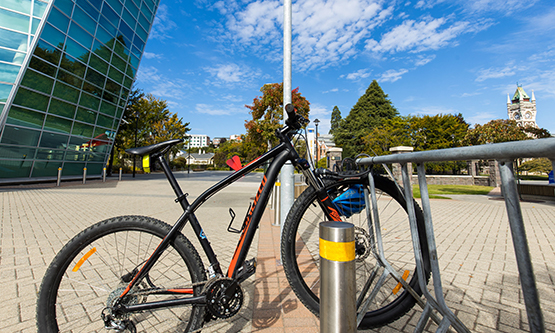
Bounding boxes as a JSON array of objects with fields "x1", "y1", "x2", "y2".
[{"x1": 37, "y1": 104, "x2": 430, "y2": 332}]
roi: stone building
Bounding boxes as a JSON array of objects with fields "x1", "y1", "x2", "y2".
[{"x1": 507, "y1": 85, "x2": 538, "y2": 128}]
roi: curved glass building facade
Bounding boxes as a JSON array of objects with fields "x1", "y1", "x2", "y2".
[{"x1": 0, "y1": 0, "x2": 159, "y2": 180}]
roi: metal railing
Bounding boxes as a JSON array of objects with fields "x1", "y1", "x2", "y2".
[{"x1": 357, "y1": 137, "x2": 555, "y2": 333}]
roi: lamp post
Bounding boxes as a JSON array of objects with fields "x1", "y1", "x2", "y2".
[
  {"x1": 314, "y1": 118, "x2": 320, "y2": 164},
  {"x1": 132, "y1": 111, "x2": 139, "y2": 178}
]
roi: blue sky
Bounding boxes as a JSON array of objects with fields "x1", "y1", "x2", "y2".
[{"x1": 135, "y1": 0, "x2": 555, "y2": 139}]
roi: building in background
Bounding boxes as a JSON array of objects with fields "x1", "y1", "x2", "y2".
[
  {"x1": 507, "y1": 85, "x2": 538, "y2": 129},
  {"x1": 187, "y1": 134, "x2": 209, "y2": 148},
  {"x1": 0, "y1": 0, "x2": 160, "y2": 181}
]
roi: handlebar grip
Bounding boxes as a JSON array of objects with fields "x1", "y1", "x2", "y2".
[{"x1": 285, "y1": 104, "x2": 297, "y2": 128}]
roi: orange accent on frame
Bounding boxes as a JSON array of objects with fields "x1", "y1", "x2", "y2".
[{"x1": 167, "y1": 288, "x2": 194, "y2": 294}]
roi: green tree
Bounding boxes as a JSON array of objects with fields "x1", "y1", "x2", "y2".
[
  {"x1": 464, "y1": 119, "x2": 529, "y2": 145},
  {"x1": 329, "y1": 106, "x2": 342, "y2": 136},
  {"x1": 334, "y1": 80, "x2": 398, "y2": 158},
  {"x1": 519, "y1": 158, "x2": 552, "y2": 175},
  {"x1": 213, "y1": 140, "x2": 245, "y2": 169},
  {"x1": 244, "y1": 83, "x2": 310, "y2": 159}
]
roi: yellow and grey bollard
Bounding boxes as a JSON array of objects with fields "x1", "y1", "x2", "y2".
[
  {"x1": 82, "y1": 167, "x2": 87, "y2": 184},
  {"x1": 56, "y1": 167, "x2": 62, "y2": 187},
  {"x1": 102, "y1": 167, "x2": 106, "y2": 182},
  {"x1": 320, "y1": 221, "x2": 356, "y2": 333},
  {"x1": 272, "y1": 181, "x2": 281, "y2": 226},
  {"x1": 119, "y1": 167, "x2": 122, "y2": 181}
]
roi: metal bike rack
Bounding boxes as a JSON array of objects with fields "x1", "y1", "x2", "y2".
[{"x1": 357, "y1": 137, "x2": 555, "y2": 333}]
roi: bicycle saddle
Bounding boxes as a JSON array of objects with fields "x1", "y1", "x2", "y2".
[{"x1": 125, "y1": 139, "x2": 184, "y2": 156}]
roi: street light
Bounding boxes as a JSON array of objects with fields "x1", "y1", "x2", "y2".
[
  {"x1": 133, "y1": 111, "x2": 139, "y2": 178},
  {"x1": 313, "y1": 118, "x2": 320, "y2": 164}
]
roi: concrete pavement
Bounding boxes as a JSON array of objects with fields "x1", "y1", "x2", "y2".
[{"x1": 1, "y1": 171, "x2": 554, "y2": 332}]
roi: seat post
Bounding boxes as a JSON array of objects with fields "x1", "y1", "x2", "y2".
[{"x1": 157, "y1": 154, "x2": 188, "y2": 210}]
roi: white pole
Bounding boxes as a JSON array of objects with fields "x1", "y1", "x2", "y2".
[{"x1": 280, "y1": 0, "x2": 294, "y2": 233}]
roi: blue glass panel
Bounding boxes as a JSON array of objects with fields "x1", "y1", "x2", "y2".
[
  {"x1": 118, "y1": 33, "x2": 131, "y2": 49},
  {"x1": 106, "y1": 0, "x2": 123, "y2": 15},
  {"x1": 33, "y1": 0, "x2": 48, "y2": 17},
  {"x1": 89, "y1": 53, "x2": 108, "y2": 74},
  {"x1": 122, "y1": 8, "x2": 135, "y2": 29},
  {"x1": 1, "y1": 125, "x2": 41, "y2": 146},
  {"x1": 144, "y1": 0, "x2": 155, "y2": 12},
  {"x1": 119, "y1": 20, "x2": 133, "y2": 42},
  {"x1": 60, "y1": 53, "x2": 87, "y2": 77},
  {"x1": 101, "y1": 4, "x2": 119, "y2": 28},
  {"x1": 0, "y1": 83, "x2": 13, "y2": 102},
  {"x1": 68, "y1": 23, "x2": 93, "y2": 49},
  {"x1": 126, "y1": 0, "x2": 139, "y2": 18},
  {"x1": 41, "y1": 24, "x2": 65, "y2": 49},
  {"x1": 0, "y1": 62, "x2": 21, "y2": 83},
  {"x1": 0, "y1": 48, "x2": 25, "y2": 65},
  {"x1": 76, "y1": 0, "x2": 99, "y2": 20},
  {"x1": 98, "y1": 15, "x2": 117, "y2": 36},
  {"x1": 130, "y1": 54, "x2": 139, "y2": 68},
  {"x1": 0, "y1": 8, "x2": 30, "y2": 33},
  {"x1": 93, "y1": 39, "x2": 112, "y2": 62},
  {"x1": 125, "y1": 63, "x2": 135, "y2": 77},
  {"x1": 64, "y1": 38, "x2": 89, "y2": 61},
  {"x1": 0, "y1": 28, "x2": 28, "y2": 51},
  {"x1": 54, "y1": 0, "x2": 74, "y2": 16},
  {"x1": 0, "y1": 160, "x2": 33, "y2": 178},
  {"x1": 48, "y1": 7, "x2": 70, "y2": 33},
  {"x1": 21, "y1": 69, "x2": 54, "y2": 94},
  {"x1": 136, "y1": 24, "x2": 147, "y2": 43},
  {"x1": 140, "y1": 3, "x2": 152, "y2": 21},
  {"x1": 1, "y1": 0, "x2": 32, "y2": 14},
  {"x1": 5, "y1": 106, "x2": 45, "y2": 129},
  {"x1": 39, "y1": 132, "x2": 69, "y2": 148},
  {"x1": 131, "y1": 45, "x2": 140, "y2": 58},
  {"x1": 95, "y1": 26, "x2": 113, "y2": 47},
  {"x1": 72, "y1": 6, "x2": 97, "y2": 34},
  {"x1": 87, "y1": 0, "x2": 102, "y2": 11},
  {"x1": 34, "y1": 39, "x2": 62, "y2": 66},
  {"x1": 132, "y1": 34, "x2": 144, "y2": 51},
  {"x1": 31, "y1": 17, "x2": 40, "y2": 34},
  {"x1": 111, "y1": 53, "x2": 126, "y2": 72},
  {"x1": 138, "y1": 12, "x2": 149, "y2": 31},
  {"x1": 49, "y1": 98, "x2": 76, "y2": 118},
  {"x1": 113, "y1": 40, "x2": 129, "y2": 60}
]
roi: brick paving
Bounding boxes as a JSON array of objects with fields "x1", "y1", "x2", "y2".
[{"x1": 1, "y1": 173, "x2": 555, "y2": 332}]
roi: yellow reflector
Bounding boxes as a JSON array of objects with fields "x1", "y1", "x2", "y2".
[
  {"x1": 319, "y1": 238, "x2": 355, "y2": 262},
  {"x1": 392, "y1": 270, "x2": 410, "y2": 294},
  {"x1": 72, "y1": 247, "x2": 97, "y2": 272},
  {"x1": 143, "y1": 155, "x2": 150, "y2": 173}
]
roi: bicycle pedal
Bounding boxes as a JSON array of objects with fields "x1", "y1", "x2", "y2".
[{"x1": 236, "y1": 258, "x2": 256, "y2": 283}]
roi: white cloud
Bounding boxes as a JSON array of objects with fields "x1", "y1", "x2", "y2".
[
  {"x1": 466, "y1": 112, "x2": 497, "y2": 126},
  {"x1": 322, "y1": 88, "x2": 339, "y2": 94},
  {"x1": 136, "y1": 66, "x2": 190, "y2": 100},
  {"x1": 412, "y1": 105, "x2": 459, "y2": 115},
  {"x1": 195, "y1": 103, "x2": 246, "y2": 116},
  {"x1": 378, "y1": 68, "x2": 408, "y2": 82},
  {"x1": 150, "y1": 5, "x2": 177, "y2": 40},
  {"x1": 143, "y1": 52, "x2": 163, "y2": 59},
  {"x1": 203, "y1": 63, "x2": 262, "y2": 85},
  {"x1": 475, "y1": 64, "x2": 515, "y2": 82},
  {"x1": 343, "y1": 68, "x2": 372, "y2": 80},
  {"x1": 414, "y1": 54, "x2": 436, "y2": 66}
]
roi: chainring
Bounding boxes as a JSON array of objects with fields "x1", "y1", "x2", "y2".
[{"x1": 204, "y1": 278, "x2": 244, "y2": 319}]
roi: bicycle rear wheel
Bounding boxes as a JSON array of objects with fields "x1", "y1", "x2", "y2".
[
  {"x1": 281, "y1": 175, "x2": 430, "y2": 329},
  {"x1": 37, "y1": 215, "x2": 206, "y2": 332}
]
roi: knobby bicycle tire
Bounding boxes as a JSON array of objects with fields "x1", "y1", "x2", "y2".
[
  {"x1": 281, "y1": 175, "x2": 431, "y2": 329},
  {"x1": 37, "y1": 215, "x2": 206, "y2": 333}
]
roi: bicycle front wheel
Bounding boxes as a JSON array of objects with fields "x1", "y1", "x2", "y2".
[
  {"x1": 37, "y1": 215, "x2": 206, "y2": 332},
  {"x1": 281, "y1": 175, "x2": 430, "y2": 329}
]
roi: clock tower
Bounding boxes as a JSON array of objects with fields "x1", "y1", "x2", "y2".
[{"x1": 507, "y1": 85, "x2": 538, "y2": 128}]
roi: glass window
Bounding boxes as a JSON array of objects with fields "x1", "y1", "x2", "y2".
[
  {"x1": 143, "y1": 0, "x2": 155, "y2": 12},
  {"x1": 71, "y1": 121, "x2": 94, "y2": 137},
  {"x1": 5, "y1": 105, "x2": 45, "y2": 129},
  {"x1": 13, "y1": 87, "x2": 49, "y2": 111},
  {"x1": 135, "y1": 24, "x2": 147, "y2": 43},
  {"x1": 33, "y1": 40, "x2": 62, "y2": 66},
  {"x1": 138, "y1": 12, "x2": 149, "y2": 31},
  {"x1": 63, "y1": 40, "x2": 90, "y2": 67},
  {"x1": 94, "y1": 126, "x2": 109, "y2": 139},
  {"x1": 61, "y1": 162, "x2": 86, "y2": 176},
  {"x1": 86, "y1": 162, "x2": 104, "y2": 172},
  {"x1": 125, "y1": 0, "x2": 139, "y2": 18},
  {"x1": 20, "y1": 69, "x2": 54, "y2": 94},
  {"x1": 33, "y1": 0, "x2": 48, "y2": 18},
  {"x1": 48, "y1": 98, "x2": 76, "y2": 118},
  {"x1": 104, "y1": 78, "x2": 120, "y2": 95},
  {"x1": 41, "y1": 24, "x2": 66, "y2": 49},
  {"x1": 95, "y1": 25, "x2": 112, "y2": 47},
  {"x1": 101, "y1": 4, "x2": 120, "y2": 29},
  {"x1": 0, "y1": 83, "x2": 13, "y2": 102},
  {"x1": 44, "y1": 114, "x2": 72, "y2": 134},
  {"x1": 140, "y1": 3, "x2": 152, "y2": 21},
  {"x1": 93, "y1": 39, "x2": 112, "y2": 62},
  {"x1": 99, "y1": 100, "x2": 116, "y2": 116},
  {"x1": 36, "y1": 148, "x2": 65, "y2": 160},
  {"x1": 65, "y1": 150, "x2": 88, "y2": 161},
  {"x1": 48, "y1": 7, "x2": 70, "y2": 33},
  {"x1": 98, "y1": 15, "x2": 117, "y2": 37},
  {"x1": 39, "y1": 132, "x2": 69, "y2": 148},
  {"x1": 32, "y1": 161, "x2": 63, "y2": 177},
  {"x1": 125, "y1": 63, "x2": 135, "y2": 78},
  {"x1": 87, "y1": 0, "x2": 102, "y2": 11},
  {"x1": 122, "y1": 8, "x2": 135, "y2": 30},
  {"x1": 118, "y1": 20, "x2": 133, "y2": 44},
  {"x1": 0, "y1": 62, "x2": 21, "y2": 83},
  {"x1": 75, "y1": 107, "x2": 97, "y2": 123},
  {"x1": 53, "y1": 81, "x2": 79, "y2": 103},
  {"x1": 82, "y1": 81, "x2": 102, "y2": 97},
  {"x1": 132, "y1": 34, "x2": 144, "y2": 51},
  {"x1": 123, "y1": 75, "x2": 132, "y2": 89},
  {"x1": 117, "y1": 33, "x2": 131, "y2": 48},
  {"x1": 116, "y1": 107, "x2": 124, "y2": 118},
  {"x1": 1, "y1": 0, "x2": 32, "y2": 14},
  {"x1": 0, "y1": 28, "x2": 28, "y2": 52},
  {"x1": 0, "y1": 48, "x2": 25, "y2": 65},
  {"x1": 120, "y1": 87, "x2": 129, "y2": 100},
  {"x1": 102, "y1": 90, "x2": 117, "y2": 104},
  {"x1": 97, "y1": 113, "x2": 113, "y2": 128},
  {"x1": 108, "y1": 66, "x2": 123, "y2": 83},
  {"x1": 0, "y1": 8, "x2": 30, "y2": 33},
  {"x1": 0, "y1": 145, "x2": 36, "y2": 159},
  {"x1": 1, "y1": 125, "x2": 41, "y2": 146},
  {"x1": 72, "y1": 6, "x2": 97, "y2": 34},
  {"x1": 113, "y1": 40, "x2": 129, "y2": 60},
  {"x1": 76, "y1": 0, "x2": 99, "y2": 20},
  {"x1": 85, "y1": 68, "x2": 105, "y2": 88},
  {"x1": 0, "y1": 160, "x2": 32, "y2": 178},
  {"x1": 31, "y1": 17, "x2": 40, "y2": 34},
  {"x1": 67, "y1": 25, "x2": 93, "y2": 51},
  {"x1": 106, "y1": 0, "x2": 123, "y2": 15},
  {"x1": 89, "y1": 53, "x2": 108, "y2": 74},
  {"x1": 60, "y1": 53, "x2": 87, "y2": 77},
  {"x1": 130, "y1": 54, "x2": 139, "y2": 69},
  {"x1": 111, "y1": 53, "x2": 126, "y2": 72},
  {"x1": 56, "y1": 69, "x2": 83, "y2": 89},
  {"x1": 79, "y1": 91, "x2": 100, "y2": 110},
  {"x1": 54, "y1": 0, "x2": 74, "y2": 16}
]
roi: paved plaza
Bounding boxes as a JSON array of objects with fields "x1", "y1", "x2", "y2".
[{"x1": 1, "y1": 171, "x2": 554, "y2": 332}]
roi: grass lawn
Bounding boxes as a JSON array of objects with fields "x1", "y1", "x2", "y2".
[{"x1": 411, "y1": 184, "x2": 495, "y2": 199}]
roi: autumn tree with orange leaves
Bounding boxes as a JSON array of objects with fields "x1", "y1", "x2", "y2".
[{"x1": 244, "y1": 83, "x2": 310, "y2": 160}]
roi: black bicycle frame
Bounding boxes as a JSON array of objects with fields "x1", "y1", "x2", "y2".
[{"x1": 116, "y1": 134, "x2": 314, "y2": 314}]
